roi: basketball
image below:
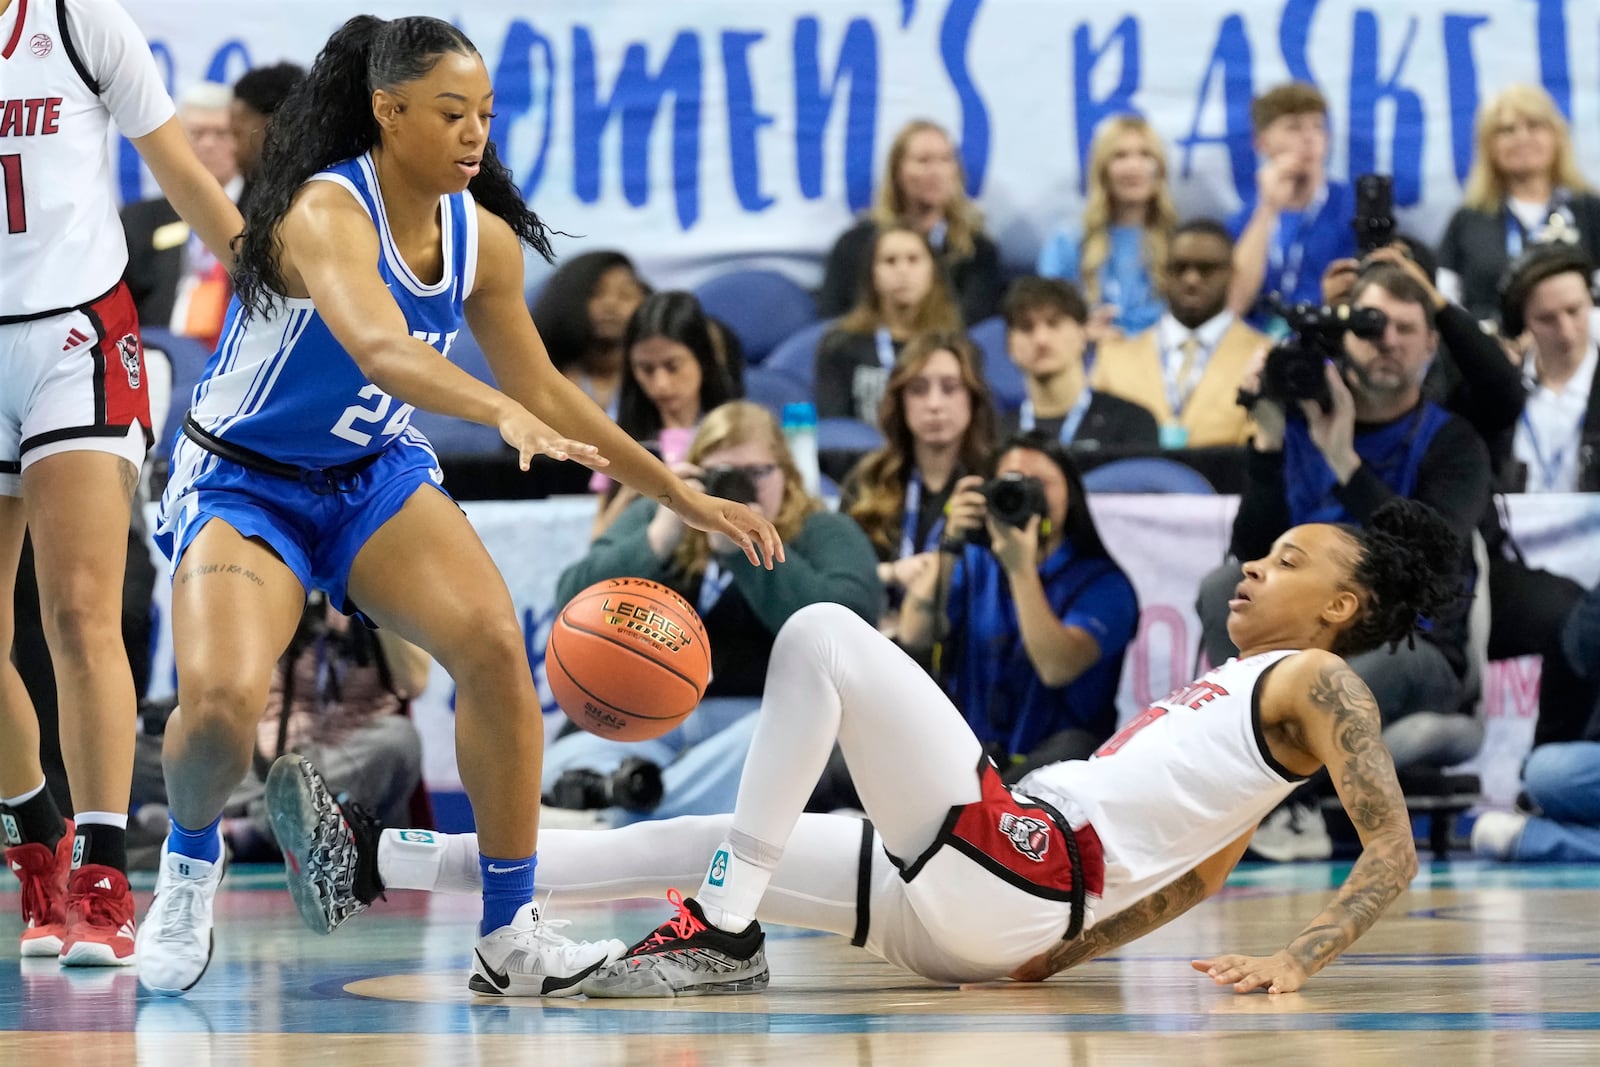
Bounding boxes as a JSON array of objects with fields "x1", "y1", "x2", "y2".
[{"x1": 546, "y1": 577, "x2": 711, "y2": 741}]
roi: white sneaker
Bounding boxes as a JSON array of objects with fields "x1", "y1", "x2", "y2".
[
  {"x1": 468, "y1": 902, "x2": 625, "y2": 997},
  {"x1": 1470, "y1": 811, "x2": 1527, "y2": 860},
  {"x1": 135, "y1": 841, "x2": 226, "y2": 996},
  {"x1": 1248, "y1": 801, "x2": 1334, "y2": 862}
]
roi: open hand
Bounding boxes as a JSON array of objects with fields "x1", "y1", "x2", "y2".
[
  {"x1": 1191, "y1": 950, "x2": 1308, "y2": 994},
  {"x1": 674, "y1": 491, "x2": 785, "y2": 569},
  {"x1": 1300, "y1": 361, "x2": 1360, "y2": 482},
  {"x1": 499, "y1": 408, "x2": 606, "y2": 472}
]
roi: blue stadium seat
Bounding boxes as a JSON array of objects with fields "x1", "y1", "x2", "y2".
[
  {"x1": 817, "y1": 417, "x2": 883, "y2": 454},
  {"x1": 968, "y1": 316, "x2": 1025, "y2": 413},
  {"x1": 141, "y1": 328, "x2": 213, "y2": 461},
  {"x1": 760, "y1": 319, "x2": 831, "y2": 398},
  {"x1": 744, "y1": 365, "x2": 811, "y2": 416},
  {"x1": 1081, "y1": 457, "x2": 1216, "y2": 494},
  {"x1": 693, "y1": 269, "x2": 817, "y2": 365}
]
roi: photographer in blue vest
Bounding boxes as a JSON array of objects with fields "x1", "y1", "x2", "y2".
[
  {"x1": 1196, "y1": 261, "x2": 1493, "y2": 860},
  {"x1": 897, "y1": 432, "x2": 1139, "y2": 781}
]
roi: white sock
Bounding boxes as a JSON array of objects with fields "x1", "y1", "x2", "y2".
[
  {"x1": 73, "y1": 810, "x2": 129, "y2": 830},
  {"x1": 696, "y1": 831, "x2": 781, "y2": 932},
  {"x1": 378, "y1": 827, "x2": 482, "y2": 893},
  {"x1": 1, "y1": 780, "x2": 47, "y2": 807}
]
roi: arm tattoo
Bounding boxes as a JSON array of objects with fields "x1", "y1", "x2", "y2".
[
  {"x1": 1023, "y1": 870, "x2": 1208, "y2": 980},
  {"x1": 1285, "y1": 662, "x2": 1417, "y2": 976}
]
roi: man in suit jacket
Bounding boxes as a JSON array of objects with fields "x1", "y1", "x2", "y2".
[
  {"x1": 1092, "y1": 220, "x2": 1267, "y2": 448},
  {"x1": 997, "y1": 277, "x2": 1158, "y2": 450},
  {"x1": 120, "y1": 82, "x2": 242, "y2": 346}
]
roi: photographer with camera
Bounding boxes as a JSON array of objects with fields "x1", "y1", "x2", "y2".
[
  {"x1": 1196, "y1": 262, "x2": 1493, "y2": 860},
  {"x1": 898, "y1": 432, "x2": 1138, "y2": 780},
  {"x1": 543, "y1": 401, "x2": 882, "y2": 824}
]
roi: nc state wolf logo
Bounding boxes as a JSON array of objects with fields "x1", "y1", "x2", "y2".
[
  {"x1": 115, "y1": 334, "x2": 142, "y2": 389},
  {"x1": 998, "y1": 813, "x2": 1051, "y2": 862}
]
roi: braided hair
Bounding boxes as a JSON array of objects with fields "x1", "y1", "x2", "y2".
[
  {"x1": 1333, "y1": 499, "x2": 1464, "y2": 657},
  {"x1": 234, "y1": 16, "x2": 553, "y2": 317}
]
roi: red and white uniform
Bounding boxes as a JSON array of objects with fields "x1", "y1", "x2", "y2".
[
  {"x1": 1017, "y1": 649, "x2": 1305, "y2": 924},
  {"x1": 0, "y1": 0, "x2": 173, "y2": 491}
]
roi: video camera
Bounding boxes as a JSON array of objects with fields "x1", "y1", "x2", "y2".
[{"x1": 1241, "y1": 298, "x2": 1388, "y2": 413}]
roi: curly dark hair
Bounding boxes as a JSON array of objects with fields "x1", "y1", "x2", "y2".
[
  {"x1": 233, "y1": 15, "x2": 554, "y2": 317},
  {"x1": 1334, "y1": 499, "x2": 1465, "y2": 657}
]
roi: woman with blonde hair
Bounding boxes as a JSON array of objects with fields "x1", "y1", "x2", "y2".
[
  {"x1": 817, "y1": 120, "x2": 1005, "y2": 325},
  {"x1": 815, "y1": 226, "x2": 965, "y2": 424},
  {"x1": 841, "y1": 333, "x2": 996, "y2": 625},
  {"x1": 542, "y1": 400, "x2": 883, "y2": 824},
  {"x1": 1438, "y1": 84, "x2": 1600, "y2": 324},
  {"x1": 1038, "y1": 115, "x2": 1178, "y2": 338}
]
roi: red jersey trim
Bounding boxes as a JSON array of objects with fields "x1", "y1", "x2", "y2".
[{"x1": 2, "y1": 0, "x2": 30, "y2": 61}]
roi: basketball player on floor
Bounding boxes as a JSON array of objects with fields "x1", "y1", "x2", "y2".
[
  {"x1": 273, "y1": 498, "x2": 1454, "y2": 997},
  {"x1": 1, "y1": 0, "x2": 244, "y2": 966},
  {"x1": 134, "y1": 15, "x2": 781, "y2": 997}
]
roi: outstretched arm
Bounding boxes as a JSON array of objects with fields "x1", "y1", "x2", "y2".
[
  {"x1": 1195, "y1": 653, "x2": 1417, "y2": 993},
  {"x1": 1010, "y1": 828, "x2": 1253, "y2": 981}
]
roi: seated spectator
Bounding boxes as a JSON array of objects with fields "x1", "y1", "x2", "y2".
[
  {"x1": 1038, "y1": 115, "x2": 1177, "y2": 339},
  {"x1": 1438, "y1": 85, "x2": 1600, "y2": 326},
  {"x1": 1474, "y1": 580, "x2": 1600, "y2": 862},
  {"x1": 999, "y1": 277, "x2": 1159, "y2": 449},
  {"x1": 817, "y1": 120, "x2": 1004, "y2": 325},
  {"x1": 815, "y1": 225, "x2": 963, "y2": 425},
  {"x1": 1196, "y1": 262, "x2": 1493, "y2": 859},
  {"x1": 897, "y1": 431, "x2": 1139, "y2": 779},
  {"x1": 228, "y1": 62, "x2": 306, "y2": 210},
  {"x1": 592, "y1": 292, "x2": 736, "y2": 538},
  {"x1": 1091, "y1": 219, "x2": 1267, "y2": 447},
  {"x1": 544, "y1": 401, "x2": 883, "y2": 823},
  {"x1": 531, "y1": 251, "x2": 649, "y2": 421},
  {"x1": 131, "y1": 595, "x2": 428, "y2": 862},
  {"x1": 840, "y1": 332, "x2": 998, "y2": 631},
  {"x1": 121, "y1": 81, "x2": 243, "y2": 350},
  {"x1": 1498, "y1": 244, "x2": 1599, "y2": 494},
  {"x1": 1227, "y1": 82, "x2": 1358, "y2": 326}
]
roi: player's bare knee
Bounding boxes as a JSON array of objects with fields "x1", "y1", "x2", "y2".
[
  {"x1": 38, "y1": 587, "x2": 121, "y2": 666},
  {"x1": 181, "y1": 682, "x2": 268, "y2": 741},
  {"x1": 432, "y1": 614, "x2": 523, "y2": 687}
]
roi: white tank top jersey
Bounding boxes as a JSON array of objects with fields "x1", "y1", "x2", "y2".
[
  {"x1": 0, "y1": 0, "x2": 173, "y2": 319},
  {"x1": 1017, "y1": 649, "x2": 1305, "y2": 923}
]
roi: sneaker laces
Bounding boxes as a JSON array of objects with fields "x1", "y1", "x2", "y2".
[
  {"x1": 10, "y1": 850, "x2": 60, "y2": 927},
  {"x1": 155, "y1": 872, "x2": 210, "y2": 940},
  {"x1": 332, "y1": 792, "x2": 386, "y2": 905},
  {"x1": 71, "y1": 874, "x2": 132, "y2": 932},
  {"x1": 633, "y1": 888, "x2": 704, "y2": 954}
]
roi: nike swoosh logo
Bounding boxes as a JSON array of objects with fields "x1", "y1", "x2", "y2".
[
  {"x1": 542, "y1": 957, "x2": 606, "y2": 996},
  {"x1": 485, "y1": 863, "x2": 529, "y2": 875},
  {"x1": 475, "y1": 949, "x2": 511, "y2": 991}
]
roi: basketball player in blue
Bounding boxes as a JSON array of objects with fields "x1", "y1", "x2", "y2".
[{"x1": 135, "y1": 15, "x2": 781, "y2": 997}]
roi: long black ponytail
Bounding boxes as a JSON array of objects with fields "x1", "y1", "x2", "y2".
[{"x1": 233, "y1": 15, "x2": 554, "y2": 317}]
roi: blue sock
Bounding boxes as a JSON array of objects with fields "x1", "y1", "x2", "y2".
[
  {"x1": 479, "y1": 852, "x2": 537, "y2": 937},
  {"x1": 167, "y1": 813, "x2": 223, "y2": 864}
]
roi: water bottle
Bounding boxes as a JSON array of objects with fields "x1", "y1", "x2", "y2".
[{"x1": 782, "y1": 402, "x2": 821, "y2": 497}]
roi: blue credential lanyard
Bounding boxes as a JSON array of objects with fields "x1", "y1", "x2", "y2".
[
  {"x1": 899, "y1": 471, "x2": 948, "y2": 559},
  {"x1": 1019, "y1": 386, "x2": 1094, "y2": 446}
]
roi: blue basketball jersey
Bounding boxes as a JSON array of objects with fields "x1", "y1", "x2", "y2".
[{"x1": 186, "y1": 152, "x2": 478, "y2": 468}]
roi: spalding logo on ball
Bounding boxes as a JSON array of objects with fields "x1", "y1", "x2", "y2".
[{"x1": 546, "y1": 577, "x2": 711, "y2": 741}]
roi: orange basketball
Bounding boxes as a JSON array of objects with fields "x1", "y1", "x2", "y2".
[{"x1": 546, "y1": 577, "x2": 711, "y2": 741}]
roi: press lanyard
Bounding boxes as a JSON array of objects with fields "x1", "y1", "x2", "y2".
[
  {"x1": 1504, "y1": 194, "x2": 1573, "y2": 259},
  {"x1": 874, "y1": 327, "x2": 897, "y2": 370},
  {"x1": 1268, "y1": 184, "x2": 1327, "y2": 299},
  {"x1": 697, "y1": 560, "x2": 736, "y2": 616},
  {"x1": 1019, "y1": 386, "x2": 1093, "y2": 446},
  {"x1": 900, "y1": 471, "x2": 948, "y2": 559},
  {"x1": 1519, "y1": 408, "x2": 1585, "y2": 491}
]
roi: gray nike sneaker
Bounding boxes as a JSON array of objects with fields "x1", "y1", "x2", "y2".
[
  {"x1": 469, "y1": 901, "x2": 625, "y2": 997},
  {"x1": 264, "y1": 754, "x2": 385, "y2": 935},
  {"x1": 581, "y1": 889, "x2": 769, "y2": 998}
]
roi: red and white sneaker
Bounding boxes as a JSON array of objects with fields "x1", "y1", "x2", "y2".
[
  {"x1": 5, "y1": 819, "x2": 73, "y2": 958},
  {"x1": 59, "y1": 864, "x2": 137, "y2": 967}
]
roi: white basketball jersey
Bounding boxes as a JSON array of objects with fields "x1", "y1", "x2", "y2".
[
  {"x1": 0, "y1": 0, "x2": 173, "y2": 318},
  {"x1": 1017, "y1": 649, "x2": 1305, "y2": 923}
]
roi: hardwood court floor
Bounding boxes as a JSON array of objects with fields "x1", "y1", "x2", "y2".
[{"x1": 3, "y1": 862, "x2": 1599, "y2": 1065}]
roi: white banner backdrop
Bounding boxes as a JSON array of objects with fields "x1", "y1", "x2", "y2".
[
  {"x1": 144, "y1": 493, "x2": 1600, "y2": 810},
  {"x1": 121, "y1": 0, "x2": 1600, "y2": 289}
]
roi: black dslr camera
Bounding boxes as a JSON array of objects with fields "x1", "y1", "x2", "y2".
[
  {"x1": 701, "y1": 465, "x2": 759, "y2": 505},
  {"x1": 980, "y1": 473, "x2": 1048, "y2": 529},
  {"x1": 1244, "y1": 299, "x2": 1387, "y2": 413},
  {"x1": 546, "y1": 756, "x2": 664, "y2": 813},
  {"x1": 1352, "y1": 173, "x2": 1396, "y2": 255}
]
